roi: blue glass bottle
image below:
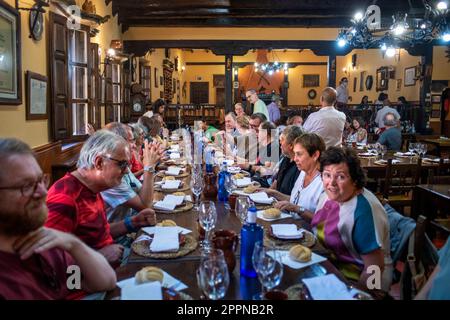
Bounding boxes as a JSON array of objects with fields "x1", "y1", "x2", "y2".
[
  {"x1": 217, "y1": 161, "x2": 229, "y2": 202},
  {"x1": 240, "y1": 207, "x2": 263, "y2": 278}
]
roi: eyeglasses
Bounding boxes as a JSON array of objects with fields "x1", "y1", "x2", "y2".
[
  {"x1": 102, "y1": 155, "x2": 130, "y2": 171},
  {"x1": 0, "y1": 174, "x2": 50, "y2": 197}
]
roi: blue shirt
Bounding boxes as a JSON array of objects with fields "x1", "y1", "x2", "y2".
[
  {"x1": 378, "y1": 127, "x2": 402, "y2": 151},
  {"x1": 266, "y1": 102, "x2": 281, "y2": 123},
  {"x1": 429, "y1": 239, "x2": 450, "y2": 300}
]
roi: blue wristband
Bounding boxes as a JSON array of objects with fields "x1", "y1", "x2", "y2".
[{"x1": 124, "y1": 216, "x2": 136, "y2": 232}]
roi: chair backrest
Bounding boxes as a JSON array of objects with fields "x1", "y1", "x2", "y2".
[
  {"x1": 432, "y1": 158, "x2": 450, "y2": 184},
  {"x1": 383, "y1": 158, "x2": 422, "y2": 199}
]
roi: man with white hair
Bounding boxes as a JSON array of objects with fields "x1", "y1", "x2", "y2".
[
  {"x1": 46, "y1": 130, "x2": 156, "y2": 267},
  {"x1": 377, "y1": 112, "x2": 402, "y2": 151},
  {"x1": 0, "y1": 138, "x2": 116, "y2": 299},
  {"x1": 302, "y1": 87, "x2": 346, "y2": 148},
  {"x1": 246, "y1": 89, "x2": 269, "y2": 120}
]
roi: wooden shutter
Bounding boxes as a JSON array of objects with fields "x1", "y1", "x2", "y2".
[
  {"x1": 49, "y1": 12, "x2": 70, "y2": 141},
  {"x1": 88, "y1": 43, "x2": 101, "y2": 129},
  {"x1": 104, "y1": 63, "x2": 114, "y2": 124}
]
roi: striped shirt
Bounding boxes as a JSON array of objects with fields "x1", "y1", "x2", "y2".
[{"x1": 312, "y1": 188, "x2": 392, "y2": 283}]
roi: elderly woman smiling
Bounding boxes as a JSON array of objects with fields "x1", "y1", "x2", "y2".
[{"x1": 313, "y1": 147, "x2": 392, "y2": 291}]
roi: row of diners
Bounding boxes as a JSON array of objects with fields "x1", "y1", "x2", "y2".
[{"x1": 0, "y1": 0, "x2": 449, "y2": 304}]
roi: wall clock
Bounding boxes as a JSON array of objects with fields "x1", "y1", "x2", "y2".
[
  {"x1": 29, "y1": 4, "x2": 44, "y2": 41},
  {"x1": 131, "y1": 93, "x2": 146, "y2": 114},
  {"x1": 307, "y1": 89, "x2": 317, "y2": 100}
]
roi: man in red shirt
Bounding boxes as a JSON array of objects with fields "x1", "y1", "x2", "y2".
[
  {"x1": 0, "y1": 138, "x2": 116, "y2": 299},
  {"x1": 46, "y1": 130, "x2": 156, "y2": 266}
]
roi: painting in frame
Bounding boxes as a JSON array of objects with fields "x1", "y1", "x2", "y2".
[
  {"x1": 26, "y1": 71, "x2": 48, "y2": 120},
  {"x1": 404, "y1": 67, "x2": 416, "y2": 87},
  {"x1": 0, "y1": 2, "x2": 22, "y2": 105},
  {"x1": 302, "y1": 74, "x2": 320, "y2": 88}
]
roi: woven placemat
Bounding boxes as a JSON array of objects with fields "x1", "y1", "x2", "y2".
[
  {"x1": 154, "y1": 201, "x2": 194, "y2": 214},
  {"x1": 263, "y1": 229, "x2": 316, "y2": 250},
  {"x1": 156, "y1": 171, "x2": 190, "y2": 179},
  {"x1": 284, "y1": 283, "x2": 309, "y2": 300},
  {"x1": 155, "y1": 184, "x2": 191, "y2": 193},
  {"x1": 132, "y1": 234, "x2": 198, "y2": 259}
]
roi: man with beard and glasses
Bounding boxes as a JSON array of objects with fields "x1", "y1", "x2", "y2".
[
  {"x1": 46, "y1": 130, "x2": 155, "y2": 268},
  {"x1": 0, "y1": 138, "x2": 116, "y2": 299}
]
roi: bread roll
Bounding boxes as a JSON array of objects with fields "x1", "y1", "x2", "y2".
[
  {"x1": 173, "y1": 191, "x2": 185, "y2": 196},
  {"x1": 243, "y1": 185, "x2": 257, "y2": 194},
  {"x1": 289, "y1": 245, "x2": 311, "y2": 262},
  {"x1": 135, "y1": 266, "x2": 164, "y2": 284},
  {"x1": 234, "y1": 173, "x2": 245, "y2": 179},
  {"x1": 156, "y1": 219, "x2": 177, "y2": 227},
  {"x1": 163, "y1": 176, "x2": 176, "y2": 181},
  {"x1": 263, "y1": 208, "x2": 281, "y2": 219}
]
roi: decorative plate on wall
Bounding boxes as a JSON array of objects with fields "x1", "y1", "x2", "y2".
[
  {"x1": 365, "y1": 75, "x2": 373, "y2": 90},
  {"x1": 307, "y1": 89, "x2": 317, "y2": 99}
]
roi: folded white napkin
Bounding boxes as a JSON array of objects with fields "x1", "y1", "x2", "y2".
[
  {"x1": 170, "y1": 152, "x2": 181, "y2": 159},
  {"x1": 375, "y1": 159, "x2": 400, "y2": 165},
  {"x1": 164, "y1": 194, "x2": 184, "y2": 206},
  {"x1": 184, "y1": 195, "x2": 193, "y2": 202},
  {"x1": 235, "y1": 177, "x2": 252, "y2": 187},
  {"x1": 269, "y1": 250, "x2": 327, "y2": 270},
  {"x1": 227, "y1": 166, "x2": 241, "y2": 174},
  {"x1": 166, "y1": 167, "x2": 182, "y2": 176},
  {"x1": 162, "y1": 180, "x2": 181, "y2": 189},
  {"x1": 170, "y1": 145, "x2": 180, "y2": 151},
  {"x1": 256, "y1": 210, "x2": 291, "y2": 221},
  {"x1": 271, "y1": 224, "x2": 303, "y2": 239},
  {"x1": 359, "y1": 152, "x2": 376, "y2": 157},
  {"x1": 302, "y1": 274, "x2": 354, "y2": 300},
  {"x1": 149, "y1": 227, "x2": 180, "y2": 252},
  {"x1": 249, "y1": 192, "x2": 274, "y2": 204},
  {"x1": 117, "y1": 271, "x2": 188, "y2": 292},
  {"x1": 394, "y1": 152, "x2": 414, "y2": 157},
  {"x1": 143, "y1": 226, "x2": 192, "y2": 235},
  {"x1": 121, "y1": 281, "x2": 162, "y2": 300},
  {"x1": 423, "y1": 157, "x2": 441, "y2": 163},
  {"x1": 154, "y1": 201, "x2": 176, "y2": 211}
]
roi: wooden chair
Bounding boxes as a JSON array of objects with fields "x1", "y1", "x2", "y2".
[
  {"x1": 382, "y1": 158, "x2": 422, "y2": 213},
  {"x1": 201, "y1": 104, "x2": 216, "y2": 125},
  {"x1": 431, "y1": 158, "x2": 450, "y2": 184}
]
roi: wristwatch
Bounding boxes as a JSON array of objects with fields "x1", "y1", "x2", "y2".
[{"x1": 143, "y1": 165, "x2": 156, "y2": 174}]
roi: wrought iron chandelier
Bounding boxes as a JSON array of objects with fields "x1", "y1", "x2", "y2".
[
  {"x1": 336, "y1": 1, "x2": 450, "y2": 57},
  {"x1": 253, "y1": 50, "x2": 288, "y2": 75}
]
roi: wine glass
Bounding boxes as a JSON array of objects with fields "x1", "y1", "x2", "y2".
[
  {"x1": 199, "y1": 201, "x2": 217, "y2": 250},
  {"x1": 198, "y1": 258, "x2": 230, "y2": 300},
  {"x1": 252, "y1": 242, "x2": 284, "y2": 300},
  {"x1": 408, "y1": 142, "x2": 416, "y2": 163},
  {"x1": 191, "y1": 174, "x2": 204, "y2": 211},
  {"x1": 224, "y1": 174, "x2": 235, "y2": 209},
  {"x1": 379, "y1": 144, "x2": 387, "y2": 160},
  {"x1": 235, "y1": 196, "x2": 250, "y2": 224},
  {"x1": 419, "y1": 143, "x2": 427, "y2": 158}
]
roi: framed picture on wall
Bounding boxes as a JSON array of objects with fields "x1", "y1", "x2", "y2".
[
  {"x1": 303, "y1": 74, "x2": 320, "y2": 88},
  {"x1": 160, "y1": 91, "x2": 164, "y2": 98},
  {"x1": 404, "y1": 67, "x2": 416, "y2": 86},
  {"x1": 160, "y1": 76, "x2": 163, "y2": 86},
  {"x1": 396, "y1": 79, "x2": 402, "y2": 91},
  {"x1": 213, "y1": 74, "x2": 225, "y2": 88},
  {"x1": 353, "y1": 77, "x2": 357, "y2": 92},
  {"x1": 154, "y1": 68, "x2": 158, "y2": 88},
  {"x1": 359, "y1": 71, "x2": 366, "y2": 91},
  {"x1": 173, "y1": 79, "x2": 176, "y2": 93},
  {"x1": 26, "y1": 71, "x2": 48, "y2": 120},
  {"x1": 0, "y1": 2, "x2": 22, "y2": 105},
  {"x1": 376, "y1": 67, "x2": 389, "y2": 91}
]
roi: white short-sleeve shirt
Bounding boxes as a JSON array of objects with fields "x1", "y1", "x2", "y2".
[{"x1": 289, "y1": 171, "x2": 324, "y2": 213}]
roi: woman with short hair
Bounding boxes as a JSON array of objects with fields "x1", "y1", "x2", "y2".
[{"x1": 313, "y1": 147, "x2": 392, "y2": 291}]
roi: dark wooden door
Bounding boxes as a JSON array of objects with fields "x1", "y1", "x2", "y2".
[
  {"x1": 190, "y1": 82, "x2": 209, "y2": 104},
  {"x1": 216, "y1": 88, "x2": 225, "y2": 108}
]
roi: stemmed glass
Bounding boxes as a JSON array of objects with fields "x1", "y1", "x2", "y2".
[
  {"x1": 252, "y1": 242, "x2": 284, "y2": 300},
  {"x1": 199, "y1": 201, "x2": 217, "y2": 250},
  {"x1": 418, "y1": 143, "x2": 427, "y2": 158},
  {"x1": 235, "y1": 196, "x2": 250, "y2": 225},
  {"x1": 191, "y1": 173, "x2": 204, "y2": 211},
  {"x1": 379, "y1": 144, "x2": 387, "y2": 160},
  {"x1": 197, "y1": 257, "x2": 230, "y2": 300},
  {"x1": 224, "y1": 174, "x2": 235, "y2": 209},
  {"x1": 408, "y1": 142, "x2": 416, "y2": 163}
]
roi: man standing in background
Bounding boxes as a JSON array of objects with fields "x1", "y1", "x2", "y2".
[{"x1": 246, "y1": 89, "x2": 269, "y2": 120}]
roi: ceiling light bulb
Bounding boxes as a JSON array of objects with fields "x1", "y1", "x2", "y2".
[
  {"x1": 443, "y1": 32, "x2": 450, "y2": 42},
  {"x1": 255, "y1": 67, "x2": 258, "y2": 72},
  {"x1": 234, "y1": 69, "x2": 238, "y2": 75},
  {"x1": 381, "y1": 43, "x2": 387, "y2": 51},
  {"x1": 269, "y1": 70, "x2": 274, "y2": 75},
  {"x1": 107, "y1": 48, "x2": 115, "y2": 57},
  {"x1": 338, "y1": 39, "x2": 347, "y2": 47},
  {"x1": 437, "y1": 1, "x2": 448, "y2": 11},
  {"x1": 354, "y1": 12, "x2": 364, "y2": 22},
  {"x1": 284, "y1": 63, "x2": 288, "y2": 69},
  {"x1": 394, "y1": 24, "x2": 406, "y2": 35},
  {"x1": 420, "y1": 23, "x2": 427, "y2": 29},
  {"x1": 274, "y1": 61, "x2": 279, "y2": 66},
  {"x1": 254, "y1": 62, "x2": 258, "y2": 67},
  {"x1": 386, "y1": 47, "x2": 396, "y2": 57}
]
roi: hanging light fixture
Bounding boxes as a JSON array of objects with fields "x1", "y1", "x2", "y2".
[
  {"x1": 253, "y1": 49, "x2": 286, "y2": 74},
  {"x1": 336, "y1": 1, "x2": 450, "y2": 52}
]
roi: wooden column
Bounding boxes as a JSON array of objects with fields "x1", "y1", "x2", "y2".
[
  {"x1": 225, "y1": 55, "x2": 233, "y2": 114},
  {"x1": 418, "y1": 46, "x2": 433, "y2": 133},
  {"x1": 327, "y1": 54, "x2": 337, "y2": 88}
]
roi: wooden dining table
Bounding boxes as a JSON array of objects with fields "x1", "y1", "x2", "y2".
[{"x1": 107, "y1": 160, "x2": 374, "y2": 300}]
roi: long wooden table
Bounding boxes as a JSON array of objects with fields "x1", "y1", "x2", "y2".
[{"x1": 109, "y1": 168, "x2": 368, "y2": 300}]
